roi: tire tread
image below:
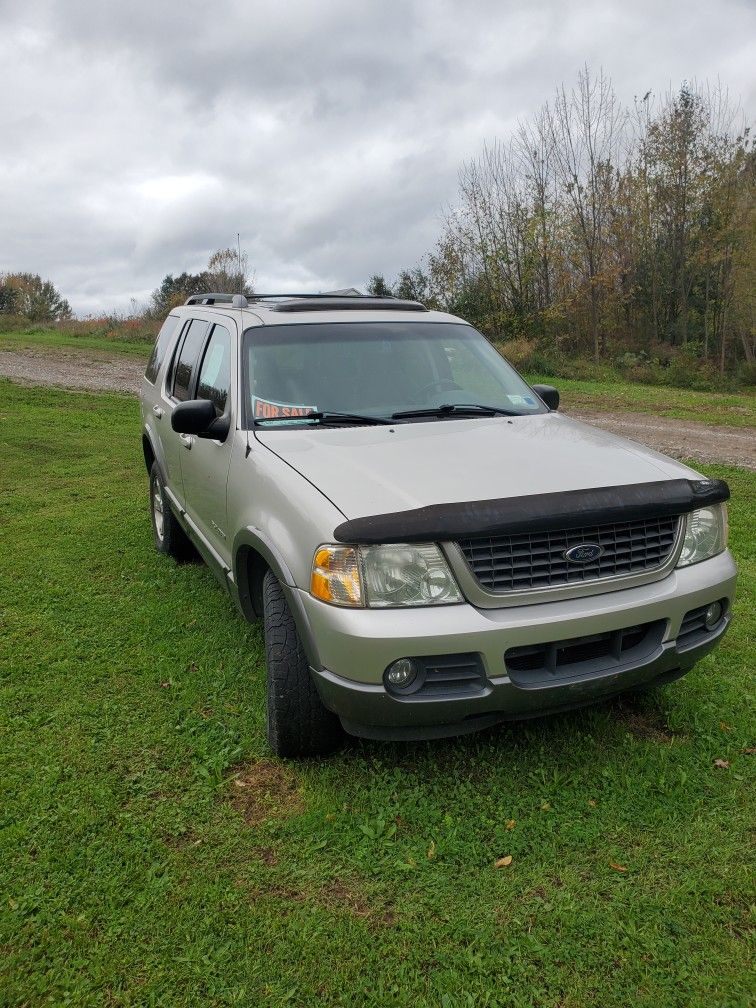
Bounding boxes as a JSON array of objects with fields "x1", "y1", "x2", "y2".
[{"x1": 263, "y1": 569, "x2": 344, "y2": 758}]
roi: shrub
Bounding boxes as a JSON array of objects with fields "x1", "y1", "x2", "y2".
[
  {"x1": 621, "y1": 362, "x2": 663, "y2": 385},
  {"x1": 737, "y1": 360, "x2": 756, "y2": 388},
  {"x1": 496, "y1": 338, "x2": 537, "y2": 369},
  {"x1": 103, "y1": 316, "x2": 157, "y2": 343},
  {"x1": 559, "y1": 357, "x2": 612, "y2": 381},
  {"x1": 614, "y1": 350, "x2": 664, "y2": 385},
  {"x1": 663, "y1": 347, "x2": 719, "y2": 391},
  {"x1": 0, "y1": 313, "x2": 29, "y2": 333},
  {"x1": 520, "y1": 346, "x2": 564, "y2": 377}
]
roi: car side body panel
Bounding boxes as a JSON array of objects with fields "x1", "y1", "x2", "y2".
[{"x1": 227, "y1": 433, "x2": 347, "y2": 591}]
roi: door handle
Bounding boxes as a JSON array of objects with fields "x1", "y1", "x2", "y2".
[
  {"x1": 152, "y1": 405, "x2": 164, "y2": 419},
  {"x1": 179, "y1": 434, "x2": 194, "y2": 450}
]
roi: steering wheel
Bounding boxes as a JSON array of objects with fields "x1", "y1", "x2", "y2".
[{"x1": 417, "y1": 378, "x2": 463, "y2": 397}]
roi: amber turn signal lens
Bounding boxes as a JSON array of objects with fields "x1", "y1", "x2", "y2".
[{"x1": 310, "y1": 546, "x2": 363, "y2": 606}]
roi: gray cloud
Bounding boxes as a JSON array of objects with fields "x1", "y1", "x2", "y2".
[{"x1": 0, "y1": 0, "x2": 754, "y2": 314}]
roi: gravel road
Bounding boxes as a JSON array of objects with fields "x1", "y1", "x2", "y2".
[
  {"x1": 1, "y1": 346, "x2": 752, "y2": 469},
  {"x1": 0, "y1": 347, "x2": 146, "y2": 394},
  {"x1": 567, "y1": 408, "x2": 755, "y2": 470}
]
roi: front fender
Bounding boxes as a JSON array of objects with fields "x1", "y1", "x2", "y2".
[
  {"x1": 232, "y1": 525, "x2": 323, "y2": 669},
  {"x1": 232, "y1": 525, "x2": 296, "y2": 591}
]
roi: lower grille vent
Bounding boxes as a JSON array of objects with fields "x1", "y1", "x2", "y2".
[
  {"x1": 678, "y1": 601, "x2": 726, "y2": 650},
  {"x1": 505, "y1": 620, "x2": 665, "y2": 686},
  {"x1": 408, "y1": 654, "x2": 487, "y2": 698}
]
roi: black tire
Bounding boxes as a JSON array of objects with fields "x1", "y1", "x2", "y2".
[
  {"x1": 263, "y1": 569, "x2": 345, "y2": 758},
  {"x1": 149, "y1": 462, "x2": 194, "y2": 562}
]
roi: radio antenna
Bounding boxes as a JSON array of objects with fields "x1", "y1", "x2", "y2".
[{"x1": 236, "y1": 231, "x2": 252, "y2": 456}]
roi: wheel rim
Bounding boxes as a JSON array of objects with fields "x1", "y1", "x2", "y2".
[{"x1": 151, "y1": 474, "x2": 165, "y2": 541}]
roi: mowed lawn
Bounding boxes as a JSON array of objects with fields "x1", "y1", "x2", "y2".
[
  {"x1": 1, "y1": 381, "x2": 754, "y2": 1008},
  {"x1": 0, "y1": 327, "x2": 152, "y2": 359},
  {"x1": 525, "y1": 373, "x2": 756, "y2": 428}
]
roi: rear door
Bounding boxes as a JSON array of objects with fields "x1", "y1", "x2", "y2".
[
  {"x1": 141, "y1": 313, "x2": 184, "y2": 496},
  {"x1": 178, "y1": 320, "x2": 236, "y2": 567}
]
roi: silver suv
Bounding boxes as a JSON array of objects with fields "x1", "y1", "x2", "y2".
[{"x1": 139, "y1": 292, "x2": 736, "y2": 757}]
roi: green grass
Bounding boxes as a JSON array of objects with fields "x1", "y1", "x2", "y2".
[
  {"x1": 1, "y1": 381, "x2": 754, "y2": 1007},
  {"x1": 0, "y1": 326, "x2": 152, "y2": 358},
  {"x1": 526, "y1": 373, "x2": 756, "y2": 428}
]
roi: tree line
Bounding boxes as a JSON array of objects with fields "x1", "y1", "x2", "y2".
[
  {"x1": 146, "y1": 248, "x2": 254, "y2": 317},
  {"x1": 370, "y1": 71, "x2": 754, "y2": 383},
  {"x1": 0, "y1": 248, "x2": 252, "y2": 328},
  {"x1": 0, "y1": 273, "x2": 72, "y2": 323}
]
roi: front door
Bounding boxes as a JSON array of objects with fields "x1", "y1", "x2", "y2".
[
  {"x1": 161, "y1": 317, "x2": 211, "y2": 507},
  {"x1": 178, "y1": 321, "x2": 236, "y2": 569}
]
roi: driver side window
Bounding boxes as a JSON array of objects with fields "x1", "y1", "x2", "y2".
[
  {"x1": 196, "y1": 324, "x2": 232, "y2": 414},
  {"x1": 439, "y1": 340, "x2": 506, "y2": 400}
]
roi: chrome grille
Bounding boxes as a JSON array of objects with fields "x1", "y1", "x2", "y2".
[{"x1": 459, "y1": 514, "x2": 680, "y2": 593}]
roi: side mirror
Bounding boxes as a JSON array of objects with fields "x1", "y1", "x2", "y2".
[
  {"x1": 532, "y1": 384, "x2": 559, "y2": 411},
  {"x1": 171, "y1": 399, "x2": 230, "y2": 441}
]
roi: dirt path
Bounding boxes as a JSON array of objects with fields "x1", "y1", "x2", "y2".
[
  {"x1": 568, "y1": 408, "x2": 755, "y2": 470},
  {"x1": 0, "y1": 346, "x2": 753, "y2": 469},
  {"x1": 0, "y1": 347, "x2": 145, "y2": 394}
]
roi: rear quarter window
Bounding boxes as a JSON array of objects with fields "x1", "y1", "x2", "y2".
[{"x1": 144, "y1": 315, "x2": 180, "y2": 384}]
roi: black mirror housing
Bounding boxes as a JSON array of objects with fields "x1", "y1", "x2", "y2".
[
  {"x1": 171, "y1": 399, "x2": 230, "y2": 441},
  {"x1": 171, "y1": 399, "x2": 216, "y2": 434},
  {"x1": 532, "y1": 384, "x2": 559, "y2": 411}
]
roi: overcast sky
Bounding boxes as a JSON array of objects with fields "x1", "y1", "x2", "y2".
[{"x1": 1, "y1": 0, "x2": 754, "y2": 315}]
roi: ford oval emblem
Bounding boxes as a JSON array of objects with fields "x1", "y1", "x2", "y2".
[{"x1": 564, "y1": 543, "x2": 603, "y2": 563}]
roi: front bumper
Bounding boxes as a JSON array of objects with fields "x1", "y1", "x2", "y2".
[{"x1": 293, "y1": 550, "x2": 736, "y2": 740}]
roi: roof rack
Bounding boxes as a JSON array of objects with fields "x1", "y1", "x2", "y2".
[
  {"x1": 184, "y1": 293, "x2": 249, "y2": 307},
  {"x1": 183, "y1": 291, "x2": 428, "y2": 313}
]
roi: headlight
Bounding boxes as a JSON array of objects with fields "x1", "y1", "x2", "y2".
[
  {"x1": 677, "y1": 504, "x2": 728, "y2": 567},
  {"x1": 310, "y1": 543, "x2": 462, "y2": 608},
  {"x1": 361, "y1": 543, "x2": 463, "y2": 607}
]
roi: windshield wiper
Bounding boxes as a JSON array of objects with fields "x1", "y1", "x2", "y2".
[
  {"x1": 391, "y1": 403, "x2": 520, "y2": 420},
  {"x1": 255, "y1": 410, "x2": 391, "y2": 426}
]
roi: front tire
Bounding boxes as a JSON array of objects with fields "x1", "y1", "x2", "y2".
[
  {"x1": 263, "y1": 569, "x2": 344, "y2": 758},
  {"x1": 149, "y1": 462, "x2": 193, "y2": 561}
]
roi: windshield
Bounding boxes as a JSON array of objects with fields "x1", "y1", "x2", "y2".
[{"x1": 242, "y1": 321, "x2": 547, "y2": 426}]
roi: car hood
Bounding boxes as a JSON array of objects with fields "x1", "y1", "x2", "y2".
[{"x1": 255, "y1": 413, "x2": 699, "y2": 521}]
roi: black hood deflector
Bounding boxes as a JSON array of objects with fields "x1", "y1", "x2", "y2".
[{"x1": 333, "y1": 479, "x2": 730, "y2": 544}]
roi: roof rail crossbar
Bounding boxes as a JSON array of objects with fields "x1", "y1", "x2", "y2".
[
  {"x1": 184, "y1": 293, "x2": 248, "y2": 307},
  {"x1": 246, "y1": 293, "x2": 427, "y2": 312},
  {"x1": 270, "y1": 296, "x2": 427, "y2": 313},
  {"x1": 248, "y1": 293, "x2": 368, "y2": 300}
]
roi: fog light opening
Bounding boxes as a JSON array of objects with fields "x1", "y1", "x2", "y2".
[
  {"x1": 384, "y1": 658, "x2": 418, "y2": 693},
  {"x1": 704, "y1": 600, "x2": 724, "y2": 630}
]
